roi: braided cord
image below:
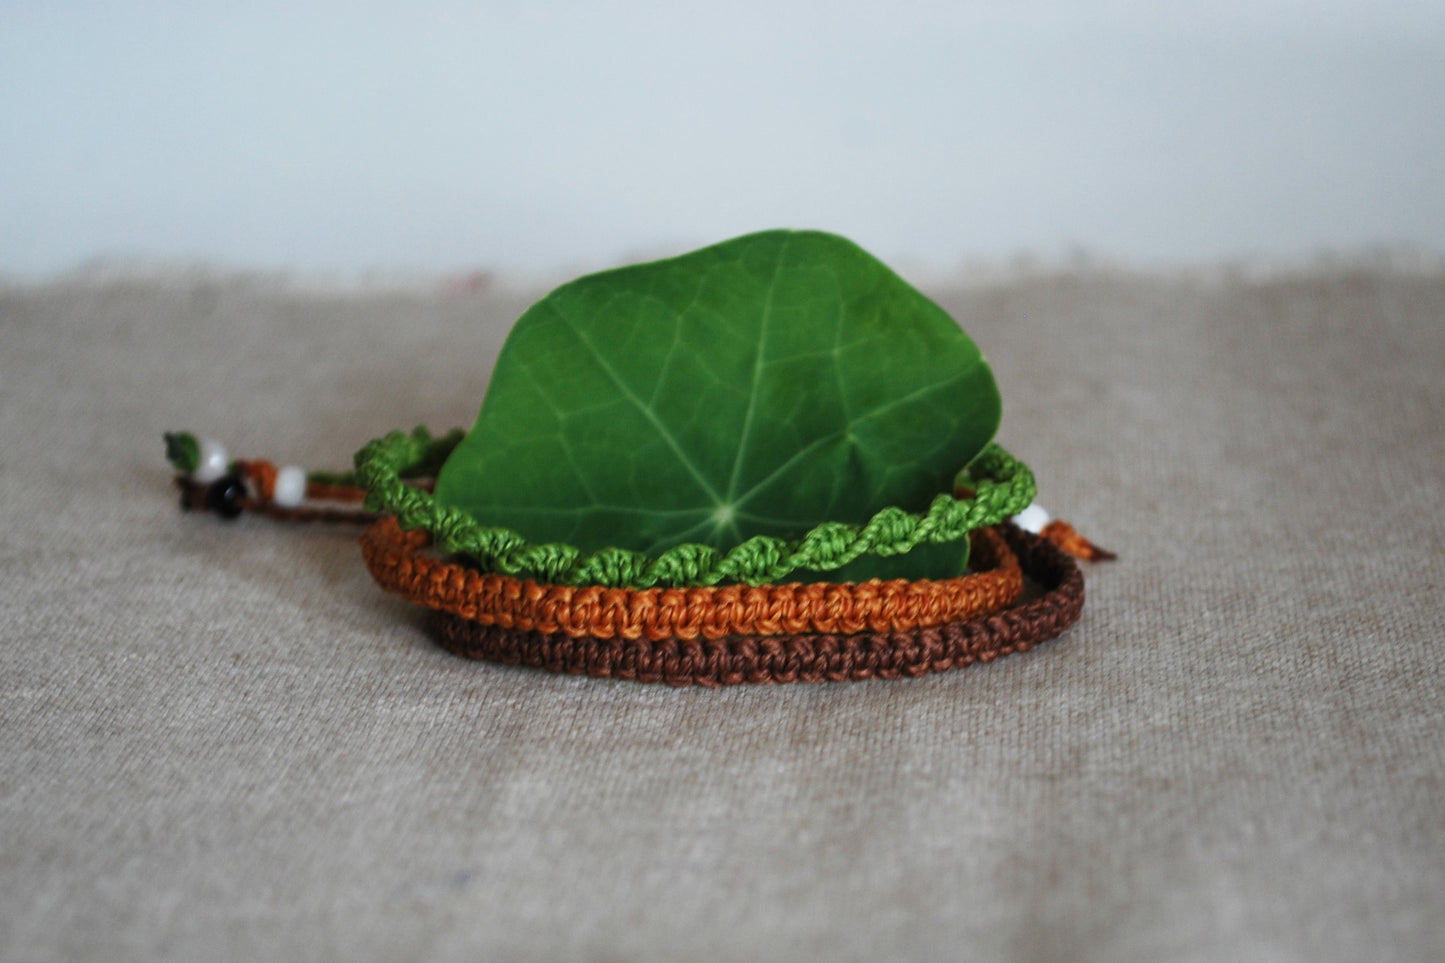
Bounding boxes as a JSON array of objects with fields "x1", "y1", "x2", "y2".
[
  {"x1": 359, "y1": 516, "x2": 1023, "y2": 639},
  {"x1": 433, "y1": 523, "x2": 1085, "y2": 686},
  {"x1": 353, "y1": 427, "x2": 1036, "y2": 589}
]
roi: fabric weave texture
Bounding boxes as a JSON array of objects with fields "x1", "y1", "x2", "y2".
[{"x1": 2, "y1": 264, "x2": 1442, "y2": 961}]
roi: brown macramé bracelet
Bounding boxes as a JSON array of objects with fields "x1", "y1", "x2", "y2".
[
  {"x1": 432, "y1": 523, "x2": 1083, "y2": 686},
  {"x1": 360, "y1": 516, "x2": 1024, "y2": 639}
]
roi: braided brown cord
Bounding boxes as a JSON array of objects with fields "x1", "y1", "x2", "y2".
[
  {"x1": 176, "y1": 476, "x2": 378, "y2": 525},
  {"x1": 433, "y1": 523, "x2": 1083, "y2": 686},
  {"x1": 360, "y1": 516, "x2": 1024, "y2": 639}
]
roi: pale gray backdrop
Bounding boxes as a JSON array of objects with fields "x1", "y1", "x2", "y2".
[{"x1": 4, "y1": 1, "x2": 1444, "y2": 278}]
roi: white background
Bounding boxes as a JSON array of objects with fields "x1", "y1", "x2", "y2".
[{"x1": 3, "y1": 1, "x2": 1442, "y2": 278}]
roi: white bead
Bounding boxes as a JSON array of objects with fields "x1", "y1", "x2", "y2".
[
  {"x1": 1012, "y1": 502, "x2": 1051, "y2": 534},
  {"x1": 193, "y1": 438, "x2": 230, "y2": 483},
  {"x1": 272, "y1": 465, "x2": 308, "y2": 507}
]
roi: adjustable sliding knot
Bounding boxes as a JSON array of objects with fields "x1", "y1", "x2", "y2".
[{"x1": 169, "y1": 432, "x2": 374, "y2": 524}]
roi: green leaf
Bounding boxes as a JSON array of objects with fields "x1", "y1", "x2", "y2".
[{"x1": 434, "y1": 229, "x2": 1001, "y2": 581}]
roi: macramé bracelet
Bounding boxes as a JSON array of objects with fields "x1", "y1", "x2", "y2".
[
  {"x1": 430, "y1": 523, "x2": 1084, "y2": 687},
  {"x1": 359, "y1": 515, "x2": 1024, "y2": 639},
  {"x1": 168, "y1": 432, "x2": 1106, "y2": 686},
  {"x1": 353, "y1": 427, "x2": 1038, "y2": 589}
]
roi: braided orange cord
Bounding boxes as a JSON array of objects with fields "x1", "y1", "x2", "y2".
[
  {"x1": 304, "y1": 480, "x2": 368, "y2": 503},
  {"x1": 238, "y1": 459, "x2": 278, "y2": 499},
  {"x1": 1040, "y1": 520, "x2": 1117, "y2": 561},
  {"x1": 360, "y1": 515, "x2": 1024, "y2": 640},
  {"x1": 236, "y1": 460, "x2": 368, "y2": 505}
]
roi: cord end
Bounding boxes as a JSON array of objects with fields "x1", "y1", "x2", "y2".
[{"x1": 1040, "y1": 520, "x2": 1116, "y2": 561}]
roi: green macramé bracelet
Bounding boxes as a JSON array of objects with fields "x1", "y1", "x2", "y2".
[{"x1": 353, "y1": 427, "x2": 1037, "y2": 589}]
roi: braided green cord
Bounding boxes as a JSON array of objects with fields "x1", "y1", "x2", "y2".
[{"x1": 354, "y1": 427, "x2": 1036, "y2": 588}]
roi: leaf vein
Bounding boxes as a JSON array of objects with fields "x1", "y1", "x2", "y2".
[
  {"x1": 548, "y1": 302, "x2": 724, "y2": 503},
  {"x1": 724, "y1": 235, "x2": 790, "y2": 503}
]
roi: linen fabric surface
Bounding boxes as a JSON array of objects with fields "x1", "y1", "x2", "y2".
[{"x1": 2, "y1": 263, "x2": 1442, "y2": 961}]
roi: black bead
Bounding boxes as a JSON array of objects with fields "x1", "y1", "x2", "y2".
[{"x1": 205, "y1": 473, "x2": 247, "y2": 520}]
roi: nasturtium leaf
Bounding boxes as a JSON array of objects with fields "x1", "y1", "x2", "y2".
[{"x1": 434, "y1": 229, "x2": 1001, "y2": 581}]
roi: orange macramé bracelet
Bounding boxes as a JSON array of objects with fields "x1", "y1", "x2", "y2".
[{"x1": 360, "y1": 515, "x2": 1023, "y2": 641}]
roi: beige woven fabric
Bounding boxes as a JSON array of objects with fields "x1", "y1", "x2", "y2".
[{"x1": 3, "y1": 265, "x2": 1442, "y2": 961}]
